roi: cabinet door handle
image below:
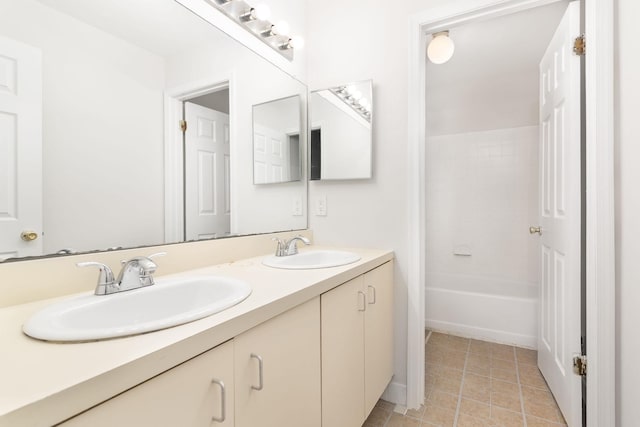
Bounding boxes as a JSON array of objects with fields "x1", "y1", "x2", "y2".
[
  {"x1": 358, "y1": 291, "x2": 367, "y2": 312},
  {"x1": 250, "y1": 353, "x2": 264, "y2": 391},
  {"x1": 367, "y1": 285, "x2": 377, "y2": 304},
  {"x1": 211, "y1": 378, "x2": 226, "y2": 423}
]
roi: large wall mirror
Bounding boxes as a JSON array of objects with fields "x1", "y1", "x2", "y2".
[
  {"x1": 0, "y1": 0, "x2": 307, "y2": 262},
  {"x1": 309, "y1": 80, "x2": 373, "y2": 180}
]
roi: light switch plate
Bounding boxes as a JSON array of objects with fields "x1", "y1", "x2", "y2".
[
  {"x1": 316, "y1": 195, "x2": 327, "y2": 216},
  {"x1": 292, "y1": 196, "x2": 303, "y2": 216}
]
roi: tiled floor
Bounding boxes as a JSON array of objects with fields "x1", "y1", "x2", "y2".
[{"x1": 363, "y1": 331, "x2": 567, "y2": 427}]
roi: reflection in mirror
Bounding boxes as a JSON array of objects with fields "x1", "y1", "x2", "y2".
[
  {"x1": 309, "y1": 80, "x2": 373, "y2": 180},
  {"x1": 253, "y1": 96, "x2": 302, "y2": 185},
  {"x1": 0, "y1": 0, "x2": 307, "y2": 262}
]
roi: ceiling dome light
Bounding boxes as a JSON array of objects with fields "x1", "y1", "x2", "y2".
[{"x1": 427, "y1": 31, "x2": 455, "y2": 65}]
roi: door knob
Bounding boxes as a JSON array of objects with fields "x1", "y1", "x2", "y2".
[
  {"x1": 21, "y1": 230, "x2": 39, "y2": 241},
  {"x1": 529, "y1": 226, "x2": 542, "y2": 236}
]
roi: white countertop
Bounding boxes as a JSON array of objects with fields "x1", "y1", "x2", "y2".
[{"x1": 0, "y1": 247, "x2": 393, "y2": 427}]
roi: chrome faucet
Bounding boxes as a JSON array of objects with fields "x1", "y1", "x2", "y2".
[
  {"x1": 272, "y1": 235, "x2": 311, "y2": 257},
  {"x1": 77, "y1": 252, "x2": 166, "y2": 295}
]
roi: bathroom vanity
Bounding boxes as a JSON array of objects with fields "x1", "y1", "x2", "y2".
[{"x1": 0, "y1": 246, "x2": 394, "y2": 427}]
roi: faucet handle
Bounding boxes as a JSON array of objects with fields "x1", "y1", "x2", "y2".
[
  {"x1": 284, "y1": 235, "x2": 311, "y2": 256},
  {"x1": 77, "y1": 262, "x2": 118, "y2": 295},
  {"x1": 148, "y1": 252, "x2": 167, "y2": 260},
  {"x1": 272, "y1": 238, "x2": 286, "y2": 257}
]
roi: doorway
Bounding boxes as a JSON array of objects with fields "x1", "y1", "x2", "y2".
[
  {"x1": 183, "y1": 89, "x2": 231, "y2": 241},
  {"x1": 424, "y1": 1, "x2": 581, "y2": 425},
  {"x1": 407, "y1": 0, "x2": 616, "y2": 425},
  {"x1": 164, "y1": 78, "x2": 234, "y2": 244}
]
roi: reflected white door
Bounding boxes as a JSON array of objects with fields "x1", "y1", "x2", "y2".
[
  {"x1": 184, "y1": 102, "x2": 230, "y2": 241},
  {"x1": 0, "y1": 36, "x2": 42, "y2": 260},
  {"x1": 537, "y1": 2, "x2": 581, "y2": 426},
  {"x1": 253, "y1": 124, "x2": 288, "y2": 184}
]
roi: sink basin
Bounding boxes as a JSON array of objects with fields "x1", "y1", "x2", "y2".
[
  {"x1": 262, "y1": 250, "x2": 361, "y2": 270},
  {"x1": 23, "y1": 276, "x2": 251, "y2": 342}
]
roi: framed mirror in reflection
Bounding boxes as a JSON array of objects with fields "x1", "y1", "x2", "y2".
[
  {"x1": 0, "y1": 0, "x2": 307, "y2": 262},
  {"x1": 252, "y1": 95, "x2": 302, "y2": 185},
  {"x1": 309, "y1": 80, "x2": 373, "y2": 181}
]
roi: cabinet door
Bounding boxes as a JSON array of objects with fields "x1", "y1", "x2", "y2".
[
  {"x1": 235, "y1": 297, "x2": 321, "y2": 427},
  {"x1": 59, "y1": 340, "x2": 234, "y2": 427},
  {"x1": 321, "y1": 275, "x2": 366, "y2": 427},
  {"x1": 364, "y1": 261, "x2": 395, "y2": 415}
]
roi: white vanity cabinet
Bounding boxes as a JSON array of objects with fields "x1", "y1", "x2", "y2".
[
  {"x1": 234, "y1": 297, "x2": 321, "y2": 427},
  {"x1": 321, "y1": 261, "x2": 394, "y2": 427},
  {"x1": 58, "y1": 340, "x2": 235, "y2": 427}
]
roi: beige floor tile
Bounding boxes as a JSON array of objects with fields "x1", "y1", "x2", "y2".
[
  {"x1": 421, "y1": 403, "x2": 456, "y2": 426},
  {"x1": 376, "y1": 399, "x2": 396, "y2": 411},
  {"x1": 515, "y1": 347, "x2": 538, "y2": 366},
  {"x1": 520, "y1": 385, "x2": 556, "y2": 407},
  {"x1": 432, "y1": 375, "x2": 463, "y2": 394},
  {"x1": 490, "y1": 345, "x2": 516, "y2": 361},
  {"x1": 526, "y1": 415, "x2": 567, "y2": 426},
  {"x1": 462, "y1": 382, "x2": 491, "y2": 404},
  {"x1": 459, "y1": 397, "x2": 490, "y2": 419},
  {"x1": 490, "y1": 390, "x2": 522, "y2": 413},
  {"x1": 489, "y1": 406, "x2": 524, "y2": 426},
  {"x1": 490, "y1": 378, "x2": 520, "y2": 395},
  {"x1": 518, "y1": 365, "x2": 548, "y2": 389},
  {"x1": 523, "y1": 400, "x2": 566, "y2": 424},
  {"x1": 456, "y1": 413, "x2": 495, "y2": 427},
  {"x1": 490, "y1": 367, "x2": 518, "y2": 383},
  {"x1": 363, "y1": 405, "x2": 392, "y2": 426},
  {"x1": 490, "y1": 358, "x2": 516, "y2": 371},
  {"x1": 427, "y1": 390, "x2": 459, "y2": 410},
  {"x1": 406, "y1": 404, "x2": 425, "y2": 419},
  {"x1": 386, "y1": 413, "x2": 423, "y2": 427}
]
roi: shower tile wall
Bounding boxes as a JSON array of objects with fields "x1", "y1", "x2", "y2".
[{"x1": 425, "y1": 125, "x2": 540, "y2": 289}]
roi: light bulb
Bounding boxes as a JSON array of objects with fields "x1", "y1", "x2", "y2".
[
  {"x1": 427, "y1": 31, "x2": 455, "y2": 64},
  {"x1": 252, "y1": 4, "x2": 271, "y2": 20},
  {"x1": 271, "y1": 21, "x2": 290, "y2": 37},
  {"x1": 288, "y1": 36, "x2": 305, "y2": 49},
  {"x1": 351, "y1": 90, "x2": 363, "y2": 101},
  {"x1": 345, "y1": 85, "x2": 357, "y2": 97}
]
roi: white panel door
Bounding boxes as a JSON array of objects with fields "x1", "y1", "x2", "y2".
[
  {"x1": 0, "y1": 36, "x2": 42, "y2": 260},
  {"x1": 185, "y1": 102, "x2": 230, "y2": 241},
  {"x1": 537, "y1": 3, "x2": 581, "y2": 426},
  {"x1": 253, "y1": 123, "x2": 288, "y2": 184}
]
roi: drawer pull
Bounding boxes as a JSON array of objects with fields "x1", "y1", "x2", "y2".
[
  {"x1": 211, "y1": 378, "x2": 226, "y2": 423},
  {"x1": 250, "y1": 353, "x2": 264, "y2": 391},
  {"x1": 358, "y1": 291, "x2": 366, "y2": 312},
  {"x1": 368, "y1": 285, "x2": 377, "y2": 304}
]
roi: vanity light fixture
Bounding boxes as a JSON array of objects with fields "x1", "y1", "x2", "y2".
[
  {"x1": 239, "y1": 4, "x2": 271, "y2": 22},
  {"x1": 427, "y1": 30, "x2": 455, "y2": 64},
  {"x1": 206, "y1": 0, "x2": 304, "y2": 61},
  {"x1": 331, "y1": 86, "x2": 372, "y2": 122}
]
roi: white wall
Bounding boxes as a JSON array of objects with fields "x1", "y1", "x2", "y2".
[
  {"x1": 426, "y1": 126, "x2": 539, "y2": 291},
  {"x1": 616, "y1": 0, "x2": 640, "y2": 424},
  {"x1": 0, "y1": 0, "x2": 166, "y2": 254},
  {"x1": 306, "y1": 0, "x2": 436, "y2": 402}
]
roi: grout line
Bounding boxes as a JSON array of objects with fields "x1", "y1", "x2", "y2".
[
  {"x1": 452, "y1": 339, "x2": 470, "y2": 427},
  {"x1": 514, "y1": 347, "x2": 528, "y2": 427}
]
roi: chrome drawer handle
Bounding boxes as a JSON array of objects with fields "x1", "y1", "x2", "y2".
[
  {"x1": 358, "y1": 291, "x2": 366, "y2": 312},
  {"x1": 367, "y1": 285, "x2": 377, "y2": 304},
  {"x1": 250, "y1": 353, "x2": 264, "y2": 391},
  {"x1": 211, "y1": 378, "x2": 226, "y2": 423}
]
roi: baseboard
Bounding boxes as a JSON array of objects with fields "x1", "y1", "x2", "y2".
[
  {"x1": 381, "y1": 381, "x2": 407, "y2": 406},
  {"x1": 426, "y1": 319, "x2": 537, "y2": 349}
]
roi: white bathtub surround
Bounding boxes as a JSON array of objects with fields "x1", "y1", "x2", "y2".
[{"x1": 425, "y1": 125, "x2": 539, "y2": 347}]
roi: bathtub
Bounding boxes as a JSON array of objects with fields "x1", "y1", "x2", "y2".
[{"x1": 425, "y1": 272, "x2": 538, "y2": 348}]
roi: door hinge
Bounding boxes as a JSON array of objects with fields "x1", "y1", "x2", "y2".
[
  {"x1": 179, "y1": 120, "x2": 187, "y2": 133},
  {"x1": 573, "y1": 35, "x2": 585, "y2": 56},
  {"x1": 573, "y1": 354, "x2": 587, "y2": 376}
]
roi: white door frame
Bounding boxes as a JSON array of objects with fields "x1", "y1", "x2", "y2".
[
  {"x1": 164, "y1": 73, "x2": 236, "y2": 243},
  {"x1": 406, "y1": 1, "x2": 615, "y2": 425}
]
